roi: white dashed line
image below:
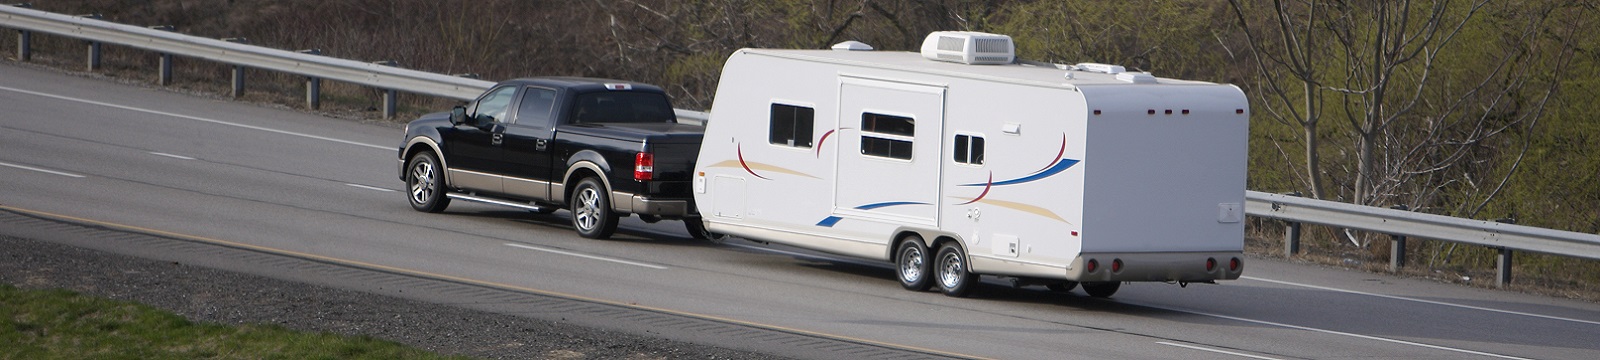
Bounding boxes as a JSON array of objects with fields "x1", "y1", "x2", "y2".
[
  {"x1": 1242, "y1": 276, "x2": 1600, "y2": 326},
  {"x1": 0, "y1": 85, "x2": 390, "y2": 150},
  {"x1": 1157, "y1": 342, "x2": 1282, "y2": 360},
  {"x1": 345, "y1": 183, "x2": 396, "y2": 192},
  {"x1": 0, "y1": 161, "x2": 85, "y2": 178},
  {"x1": 149, "y1": 152, "x2": 196, "y2": 160},
  {"x1": 505, "y1": 243, "x2": 668, "y2": 270}
]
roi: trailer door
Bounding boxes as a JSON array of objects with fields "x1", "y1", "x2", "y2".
[{"x1": 831, "y1": 76, "x2": 946, "y2": 227}]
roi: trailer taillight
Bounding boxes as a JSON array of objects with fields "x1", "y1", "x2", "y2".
[
  {"x1": 1206, "y1": 258, "x2": 1217, "y2": 271},
  {"x1": 634, "y1": 152, "x2": 654, "y2": 180},
  {"x1": 1111, "y1": 259, "x2": 1123, "y2": 273},
  {"x1": 1086, "y1": 259, "x2": 1099, "y2": 273},
  {"x1": 1229, "y1": 257, "x2": 1242, "y2": 272}
]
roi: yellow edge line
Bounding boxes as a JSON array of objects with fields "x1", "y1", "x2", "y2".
[{"x1": 0, "y1": 204, "x2": 987, "y2": 360}]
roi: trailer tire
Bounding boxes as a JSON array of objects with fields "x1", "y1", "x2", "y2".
[
  {"x1": 935, "y1": 243, "x2": 978, "y2": 297},
  {"x1": 570, "y1": 177, "x2": 619, "y2": 239},
  {"x1": 684, "y1": 219, "x2": 726, "y2": 243},
  {"x1": 895, "y1": 236, "x2": 934, "y2": 291},
  {"x1": 1082, "y1": 281, "x2": 1121, "y2": 298},
  {"x1": 1046, "y1": 281, "x2": 1079, "y2": 293}
]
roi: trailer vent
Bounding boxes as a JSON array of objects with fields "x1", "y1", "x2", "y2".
[{"x1": 921, "y1": 31, "x2": 1014, "y2": 65}]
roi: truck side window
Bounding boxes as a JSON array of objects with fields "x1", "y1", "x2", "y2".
[
  {"x1": 515, "y1": 87, "x2": 557, "y2": 128},
  {"x1": 473, "y1": 86, "x2": 517, "y2": 124},
  {"x1": 769, "y1": 104, "x2": 815, "y2": 148},
  {"x1": 861, "y1": 113, "x2": 913, "y2": 160},
  {"x1": 954, "y1": 134, "x2": 984, "y2": 165}
]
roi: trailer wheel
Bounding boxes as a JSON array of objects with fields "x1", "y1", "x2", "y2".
[
  {"x1": 570, "y1": 177, "x2": 619, "y2": 239},
  {"x1": 934, "y1": 243, "x2": 978, "y2": 297},
  {"x1": 1082, "y1": 281, "x2": 1121, "y2": 298},
  {"x1": 1046, "y1": 281, "x2": 1079, "y2": 293},
  {"x1": 895, "y1": 236, "x2": 934, "y2": 291}
]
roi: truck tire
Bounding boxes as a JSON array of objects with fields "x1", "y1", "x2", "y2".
[
  {"x1": 896, "y1": 236, "x2": 934, "y2": 291},
  {"x1": 405, "y1": 152, "x2": 450, "y2": 213},
  {"x1": 1082, "y1": 281, "x2": 1121, "y2": 298},
  {"x1": 570, "y1": 177, "x2": 619, "y2": 239},
  {"x1": 935, "y1": 243, "x2": 978, "y2": 297}
]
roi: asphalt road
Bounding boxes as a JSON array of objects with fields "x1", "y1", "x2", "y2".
[{"x1": 2, "y1": 63, "x2": 1597, "y2": 359}]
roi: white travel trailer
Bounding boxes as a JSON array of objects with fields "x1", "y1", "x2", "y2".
[{"x1": 692, "y1": 32, "x2": 1248, "y2": 298}]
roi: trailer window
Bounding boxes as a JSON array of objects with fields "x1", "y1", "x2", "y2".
[
  {"x1": 860, "y1": 113, "x2": 914, "y2": 160},
  {"x1": 769, "y1": 104, "x2": 814, "y2": 148},
  {"x1": 954, "y1": 134, "x2": 984, "y2": 165}
]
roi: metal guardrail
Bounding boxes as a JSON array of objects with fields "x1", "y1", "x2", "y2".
[
  {"x1": 6, "y1": 5, "x2": 1595, "y2": 287},
  {"x1": 1247, "y1": 191, "x2": 1600, "y2": 286},
  {"x1": 0, "y1": 5, "x2": 715, "y2": 122}
]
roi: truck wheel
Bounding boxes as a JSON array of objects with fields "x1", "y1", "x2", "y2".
[
  {"x1": 405, "y1": 152, "x2": 450, "y2": 213},
  {"x1": 935, "y1": 243, "x2": 978, "y2": 297},
  {"x1": 896, "y1": 236, "x2": 934, "y2": 291},
  {"x1": 1082, "y1": 281, "x2": 1121, "y2": 298},
  {"x1": 570, "y1": 177, "x2": 618, "y2": 239},
  {"x1": 1046, "y1": 281, "x2": 1079, "y2": 293}
]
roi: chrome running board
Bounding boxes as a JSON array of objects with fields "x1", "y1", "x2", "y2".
[{"x1": 446, "y1": 193, "x2": 555, "y2": 213}]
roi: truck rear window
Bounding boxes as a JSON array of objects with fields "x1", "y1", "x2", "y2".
[{"x1": 572, "y1": 92, "x2": 676, "y2": 124}]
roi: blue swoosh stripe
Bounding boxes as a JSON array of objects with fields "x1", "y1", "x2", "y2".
[
  {"x1": 961, "y1": 159, "x2": 1079, "y2": 187},
  {"x1": 816, "y1": 202, "x2": 930, "y2": 227}
]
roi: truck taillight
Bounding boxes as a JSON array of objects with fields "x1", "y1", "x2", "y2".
[{"x1": 634, "y1": 152, "x2": 654, "y2": 180}]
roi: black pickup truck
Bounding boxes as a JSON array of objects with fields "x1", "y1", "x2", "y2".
[{"x1": 398, "y1": 77, "x2": 705, "y2": 239}]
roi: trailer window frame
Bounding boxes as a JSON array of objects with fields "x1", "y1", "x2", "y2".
[
  {"x1": 859, "y1": 112, "x2": 915, "y2": 160},
  {"x1": 769, "y1": 103, "x2": 815, "y2": 148},
  {"x1": 954, "y1": 133, "x2": 985, "y2": 165}
]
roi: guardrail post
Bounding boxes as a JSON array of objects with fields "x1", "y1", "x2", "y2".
[
  {"x1": 15, "y1": 30, "x2": 29, "y2": 61},
  {"x1": 148, "y1": 25, "x2": 175, "y2": 86},
  {"x1": 80, "y1": 14, "x2": 102, "y2": 71},
  {"x1": 11, "y1": 4, "x2": 29, "y2": 61},
  {"x1": 306, "y1": 77, "x2": 322, "y2": 110},
  {"x1": 372, "y1": 60, "x2": 399, "y2": 119},
  {"x1": 298, "y1": 49, "x2": 322, "y2": 110},
  {"x1": 1283, "y1": 192, "x2": 1302, "y2": 257},
  {"x1": 1494, "y1": 218, "x2": 1516, "y2": 288},
  {"x1": 383, "y1": 89, "x2": 398, "y2": 119},
  {"x1": 222, "y1": 38, "x2": 248, "y2": 98},
  {"x1": 1496, "y1": 248, "x2": 1513, "y2": 288},
  {"x1": 230, "y1": 66, "x2": 245, "y2": 98},
  {"x1": 1389, "y1": 204, "x2": 1409, "y2": 272}
]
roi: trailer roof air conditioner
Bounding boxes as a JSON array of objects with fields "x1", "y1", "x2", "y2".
[{"x1": 921, "y1": 31, "x2": 1014, "y2": 65}]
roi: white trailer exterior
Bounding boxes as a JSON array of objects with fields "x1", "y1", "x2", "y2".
[{"x1": 692, "y1": 32, "x2": 1248, "y2": 298}]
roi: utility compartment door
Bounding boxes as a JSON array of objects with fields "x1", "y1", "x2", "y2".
[{"x1": 831, "y1": 76, "x2": 946, "y2": 227}]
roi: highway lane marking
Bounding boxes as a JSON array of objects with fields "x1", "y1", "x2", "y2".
[
  {"x1": 1243, "y1": 276, "x2": 1600, "y2": 327},
  {"x1": 725, "y1": 243, "x2": 1536, "y2": 358},
  {"x1": 0, "y1": 85, "x2": 390, "y2": 151},
  {"x1": 503, "y1": 243, "x2": 668, "y2": 270},
  {"x1": 0, "y1": 161, "x2": 86, "y2": 178},
  {"x1": 1156, "y1": 342, "x2": 1282, "y2": 360},
  {"x1": 149, "y1": 152, "x2": 197, "y2": 160},
  {"x1": 0, "y1": 204, "x2": 985, "y2": 359},
  {"x1": 345, "y1": 183, "x2": 396, "y2": 192},
  {"x1": 1147, "y1": 304, "x2": 1531, "y2": 359}
]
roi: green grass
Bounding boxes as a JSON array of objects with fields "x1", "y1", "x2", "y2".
[{"x1": 0, "y1": 284, "x2": 469, "y2": 360}]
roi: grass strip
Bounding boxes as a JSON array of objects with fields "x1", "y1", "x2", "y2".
[{"x1": 0, "y1": 284, "x2": 469, "y2": 360}]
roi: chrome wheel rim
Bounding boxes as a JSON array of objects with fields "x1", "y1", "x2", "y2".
[
  {"x1": 574, "y1": 187, "x2": 600, "y2": 231},
  {"x1": 899, "y1": 246, "x2": 924, "y2": 283},
  {"x1": 408, "y1": 160, "x2": 435, "y2": 204},
  {"x1": 938, "y1": 251, "x2": 963, "y2": 288}
]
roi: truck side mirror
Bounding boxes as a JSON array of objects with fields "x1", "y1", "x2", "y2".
[{"x1": 449, "y1": 106, "x2": 468, "y2": 125}]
